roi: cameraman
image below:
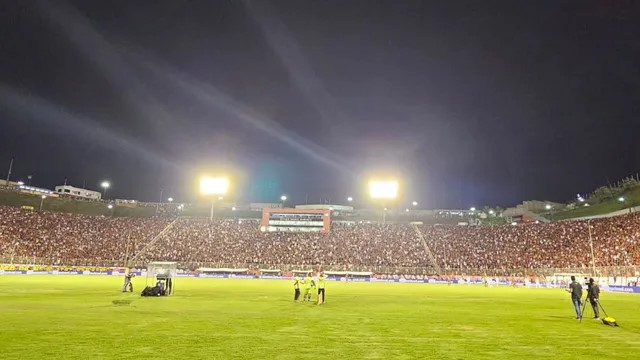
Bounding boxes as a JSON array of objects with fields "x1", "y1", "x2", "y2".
[
  {"x1": 586, "y1": 278, "x2": 600, "y2": 320},
  {"x1": 122, "y1": 272, "x2": 134, "y2": 293},
  {"x1": 567, "y1": 276, "x2": 583, "y2": 320}
]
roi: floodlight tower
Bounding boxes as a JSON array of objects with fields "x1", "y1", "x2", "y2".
[
  {"x1": 368, "y1": 179, "x2": 398, "y2": 224},
  {"x1": 200, "y1": 176, "x2": 229, "y2": 221},
  {"x1": 101, "y1": 181, "x2": 110, "y2": 199}
]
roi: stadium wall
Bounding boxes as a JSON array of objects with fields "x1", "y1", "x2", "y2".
[{"x1": 2, "y1": 268, "x2": 639, "y2": 293}]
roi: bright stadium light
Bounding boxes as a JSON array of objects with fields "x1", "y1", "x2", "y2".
[
  {"x1": 618, "y1": 197, "x2": 625, "y2": 202},
  {"x1": 280, "y1": 195, "x2": 287, "y2": 201},
  {"x1": 39, "y1": 195, "x2": 47, "y2": 211},
  {"x1": 17, "y1": 181, "x2": 24, "y2": 186},
  {"x1": 489, "y1": 210, "x2": 495, "y2": 215},
  {"x1": 545, "y1": 204, "x2": 552, "y2": 210},
  {"x1": 368, "y1": 180, "x2": 399, "y2": 199},
  {"x1": 200, "y1": 177, "x2": 229, "y2": 196},
  {"x1": 200, "y1": 176, "x2": 230, "y2": 221},
  {"x1": 232, "y1": 206, "x2": 236, "y2": 211},
  {"x1": 168, "y1": 197, "x2": 174, "y2": 202},
  {"x1": 405, "y1": 208, "x2": 409, "y2": 212},
  {"x1": 101, "y1": 181, "x2": 110, "y2": 198},
  {"x1": 470, "y1": 207, "x2": 476, "y2": 212},
  {"x1": 347, "y1": 196, "x2": 353, "y2": 202},
  {"x1": 107, "y1": 204, "x2": 113, "y2": 209},
  {"x1": 412, "y1": 201, "x2": 418, "y2": 207}
]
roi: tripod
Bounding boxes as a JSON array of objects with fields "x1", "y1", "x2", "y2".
[{"x1": 580, "y1": 298, "x2": 606, "y2": 322}]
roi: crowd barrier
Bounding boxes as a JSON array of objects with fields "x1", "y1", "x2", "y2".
[{"x1": 2, "y1": 269, "x2": 639, "y2": 293}]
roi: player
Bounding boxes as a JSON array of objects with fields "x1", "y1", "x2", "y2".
[
  {"x1": 293, "y1": 274, "x2": 301, "y2": 302},
  {"x1": 317, "y1": 272, "x2": 326, "y2": 304},
  {"x1": 303, "y1": 272, "x2": 315, "y2": 302}
]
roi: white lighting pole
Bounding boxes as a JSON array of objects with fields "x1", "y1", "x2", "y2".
[
  {"x1": 280, "y1": 195, "x2": 287, "y2": 207},
  {"x1": 101, "y1": 181, "x2": 110, "y2": 199},
  {"x1": 588, "y1": 220, "x2": 596, "y2": 276},
  {"x1": 39, "y1": 195, "x2": 46, "y2": 211}
]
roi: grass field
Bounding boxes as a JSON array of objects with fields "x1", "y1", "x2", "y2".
[{"x1": 1, "y1": 276, "x2": 639, "y2": 359}]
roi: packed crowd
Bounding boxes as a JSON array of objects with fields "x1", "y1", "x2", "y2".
[
  {"x1": 421, "y1": 213, "x2": 640, "y2": 270},
  {"x1": 1, "y1": 205, "x2": 639, "y2": 272},
  {"x1": 142, "y1": 219, "x2": 428, "y2": 270},
  {"x1": 0, "y1": 206, "x2": 171, "y2": 266}
]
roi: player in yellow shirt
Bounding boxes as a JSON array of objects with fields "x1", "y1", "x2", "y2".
[{"x1": 303, "y1": 272, "x2": 315, "y2": 302}]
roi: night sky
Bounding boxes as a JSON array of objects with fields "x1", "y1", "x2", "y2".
[{"x1": 1, "y1": 1, "x2": 639, "y2": 208}]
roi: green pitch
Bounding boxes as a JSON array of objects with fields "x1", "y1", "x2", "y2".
[{"x1": 1, "y1": 276, "x2": 639, "y2": 359}]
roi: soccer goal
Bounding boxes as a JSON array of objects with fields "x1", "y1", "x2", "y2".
[{"x1": 146, "y1": 261, "x2": 177, "y2": 295}]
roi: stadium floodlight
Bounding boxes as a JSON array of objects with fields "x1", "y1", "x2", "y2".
[
  {"x1": 232, "y1": 206, "x2": 236, "y2": 211},
  {"x1": 17, "y1": 181, "x2": 24, "y2": 186},
  {"x1": 168, "y1": 197, "x2": 174, "y2": 202},
  {"x1": 412, "y1": 201, "x2": 418, "y2": 207},
  {"x1": 280, "y1": 195, "x2": 287, "y2": 201},
  {"x1": 101, "y1": 181, "x2": 110, "y2": 199},
  {"x1": 618, "y1": 197, "x2": 625, "y2": 202},
  {"x1": 545, "y1": 204, "x2": 552, "y2": 210},
  {"x1": 200, "y1": 177, "x2": 229, "y2": 196},
  {"x1": 470, "y1": 207, "x2": 476, "y2": 212},
  {"x1": 107, "y1": 204, "x2": 113, "y2": 209},
  {"x1": 39, "y1": 195, "x2": 47, "y2": 211},
  {"x1": 200, "y1": 176, "x2": 229, "y2": 221},
  {"x1": 368, "y1": 180, "x2": 399, "y2": 199},
  {"x1": 405, "y1": 208, "x2": 409, "y2": 212},
  {"x1": 489, "y1": 210, "x2": 495, "y2": 215},
  {"x1": 347, "y1": 196, "x2": 353, "y2": 202}
]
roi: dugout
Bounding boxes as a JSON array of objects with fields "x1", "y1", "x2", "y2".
[{"x1": 145, "y1": 261, "x2": 177, "y2": 296}]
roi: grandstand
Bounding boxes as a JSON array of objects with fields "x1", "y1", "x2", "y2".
[{"x1": 1, "y1": 203, "x2": 638, "y2": 277}]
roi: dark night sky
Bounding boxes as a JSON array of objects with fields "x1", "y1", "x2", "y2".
[{"x1": 1, "y1": 1, "x2": 639, "y2": 208}]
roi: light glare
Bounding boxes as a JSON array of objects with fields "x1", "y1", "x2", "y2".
[
  {"x1": 368, "y1": 180, "x2": 398, "y2": 199},
  {"x1": 200, "y1": 177, "x2": 229, "y2": 195}
]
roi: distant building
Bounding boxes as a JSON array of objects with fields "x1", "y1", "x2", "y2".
[
  {"x1": 249, "y1": 203, "x2": 282, "y2": 210},
  {"x1": 54, "y1": 185, "x2": 101, "y2": 200}
]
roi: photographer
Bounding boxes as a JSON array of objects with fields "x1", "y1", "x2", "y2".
[
  {"x1": 586, "y1": 278, "x2": 600, "y2": 320},
  {"x1": 122, "y1": 272, "x2": 135, "y2": 293},
  {"x1": 567, "y1": 276, "x2": 583, "y2": 320}
]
